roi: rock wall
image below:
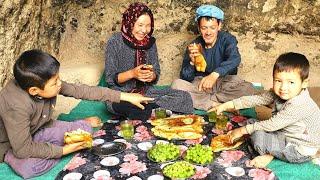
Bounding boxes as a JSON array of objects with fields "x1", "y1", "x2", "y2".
[{"x1": 1, "y1": 0, "x2": 320, "y2": 91}]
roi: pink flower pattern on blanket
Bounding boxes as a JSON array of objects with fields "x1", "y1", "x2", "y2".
[
  {"x1": 93, "y1": 130, "x2": 106, "y2": 138},
  {"x1": 231, "y1": 115, "x2": 247, "y2": 123},
  {"x1": 191, "y1": 166, "x2": 212, "y2": 179},
  {"x1": 119, "y1": 153, "x2": 147, "y2": 176},
  {"x1": 248, "y1": 169, "x2": 275, "y2": 180},
  {"x1": 185, "y1": 136, "x2": 206, "y2": 145},
  {"x1": 212, "y1": 128, "x2": 224, "y2": 135},
  {"x1": 64, "y1": 154, "x2": 86, "y2": 171},
  {"x1": 134, "y1": 125, "x2": 153, "y2": 141},
  {"x1": 123, "y1": 154, "x2": 138, "y2": 162},
  {"x1": 217, "y1": 150, "x2": 245, "y2": 167}
]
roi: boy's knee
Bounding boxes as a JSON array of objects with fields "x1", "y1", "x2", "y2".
[
  {"x1": 5, "y1": 151, "x2": 59, "y2": 179},
  {"x1": 251, "y1": 131, "x2": 268, "y2": 154}
]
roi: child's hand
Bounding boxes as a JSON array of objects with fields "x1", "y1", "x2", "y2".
[
  {"x1": 120, "y1": 92, "x2": 154, "y2": 109},
  {"x1": 208, "y1": 101, "x2": 235, "y2": 115},
  {"x1": 84, "y1": 116, "x2": 103, "y2": 128},
  {"x1": 227, "y1": 127, "x2": 247, "y2": 143},
  {"x1": 62, "y1": 141, "x2": 87, "y2": 155}
]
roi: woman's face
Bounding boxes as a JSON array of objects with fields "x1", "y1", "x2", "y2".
[{"x1": 132, "y1": 14, "x2": 151, "y2": 41}]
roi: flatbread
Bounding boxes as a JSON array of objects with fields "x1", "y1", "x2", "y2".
[
  {"x1": 210, "y1": 134, "x2": 244, "y2": 152},
  {"x1": 151, "y1": 115, "x2": 204, "y2": 140},
  {"x1": 64, "y1": 129, "x2": 93, "y2": 148}
]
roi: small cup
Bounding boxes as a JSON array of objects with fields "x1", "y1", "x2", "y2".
[
  {"x1": 120, "y1": 120, "x2": 134, "y2": 140},
  {"x1": 155, "y1": 108, "x2": 167, "y2": 119},
  {"x1": 215, "y1": 115, "x2": 228, "y2": 130},
  {"x1": 207, "y1": 111, "x2": 217, "y2": 123}
]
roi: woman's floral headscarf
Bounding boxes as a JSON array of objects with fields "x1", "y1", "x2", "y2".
[
  {"x1": 121, "y1": 2, "x2": 155, "y2": 93},
  {"x1": 121, "y1": 2, "x2": 155, "y2": 51}
]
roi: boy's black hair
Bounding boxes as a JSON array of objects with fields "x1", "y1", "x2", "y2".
[
  {"x1": 197, "y1": 16, "x2": 221, "y2": 27},
  {"x1": 273, "y1": 52, "x2": 309, "y2": 81},
  {"x1": 13, "y1": 49, "x2": 60, "y2": 91}
]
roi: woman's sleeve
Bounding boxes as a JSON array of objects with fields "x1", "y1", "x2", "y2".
[
  {"x1": 147, "y1": 43, "x2": 160, "y2": 85},
  {"x1": 104, "y1": 37, "x2": 122, "y2": 88}
]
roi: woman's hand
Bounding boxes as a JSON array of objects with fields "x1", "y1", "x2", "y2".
[
  {"x1": 120, "y1": 92, "x2": 154, "y2": 109},
  {"x1": 131, "y1": 64, "x2": 155, "y2": 82},
  {"x1": 208, "y1": 101, "x2": 235, "y2": 115},
  {"x1": 62, "y1": 142, "x2": 87, "y2": 155}
]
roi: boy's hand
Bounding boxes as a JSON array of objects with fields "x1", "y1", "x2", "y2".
[
  {"x1": 62, "y1": 141, "x2": 87, "y2": 155},
  {"x1": 84, "y1": 116, "x2": 103, "y2": 128},
  {"x1": 227, "y1": 127, "x2": 247, "y2": 143},
  {"x1": 120, "y1": 92, "x2": 154, "y2": 109},
  {"x1": 208, "y1": 101, "x2": 235, "y2": 115}
]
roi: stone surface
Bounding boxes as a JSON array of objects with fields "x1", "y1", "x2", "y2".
[{"x1": 1, "y1": 0, "x2": 320, "y2": 116}]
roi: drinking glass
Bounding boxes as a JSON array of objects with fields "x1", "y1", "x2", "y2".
[
  {"x1": 120, "y1": 120, "x2": 134, "y2": 140},
  {"x1": 207, "y1": 111, "x2": 217, "y2": 122},
  {"x1": 155, "y1": 108, "x2": 167, "y2": 119},
  {"x1": 215, "y1": 115, "x2": 228, "y2": 130}
]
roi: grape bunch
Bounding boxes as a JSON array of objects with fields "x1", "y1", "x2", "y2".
[
  {"x1": 148, "y1": 143, "x2": 179, "y2": 162},
  {"x1": 184, "y1": 144, "x2": 214, "y2": 165},
  {"x1": 163, "y1": 161, "x2": 195, "y2": 178}
]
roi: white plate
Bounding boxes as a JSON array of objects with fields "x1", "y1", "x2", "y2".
[
  {"x1": 63, "y1": 172, "x2": 82, "y2": 180},
  {"x1": 113, "y1": 139, "x2": 127, "y2": 143},
  {"x1": 147, "y1": 174, "x2": 164, "y2": 180},
  {"x1": 126, "y1": 176, "x2": 142, "y2": 180},
  {"x1": 137, "y1": 142, "x2": 153, "y2": 151},
  {"x1": 156, "y1": 140, "x2": 169, "y2": 144},
  {"x1": 160, "y1": 162, "x2": 174, "y2": 169},
  {"x1": 117, "y1": 131, "x2": 123, "y2": 137},
  {"x1": 93, "y1": 170, "x2": 110, "y2": 179},
  {"x1": 107, "y1": 120, "x2": 119, "y2": 123},
  {"x1": 93, "y1": 139, "x2": 105, "y2": 146},
  {"x1": 225, "y1": 166, "x2": 245, "y2": 177},
  {"x1": 100, "y1": 156, "x2": 120, "y2": 166}
]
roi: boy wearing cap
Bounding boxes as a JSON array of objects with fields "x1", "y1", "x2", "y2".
[{"x1": 172, "y1": 5, "x2": 255, "y2": 111}]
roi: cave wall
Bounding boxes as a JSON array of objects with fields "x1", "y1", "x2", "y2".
[{"x1": 1, "y1": 0, "x2": 320, "y2": 90}]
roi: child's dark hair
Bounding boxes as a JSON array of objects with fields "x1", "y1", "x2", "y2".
[
  {"x1": 13, "y1": 49, "x2": 60, "y2": 91},
  {"x1": 273, "y1": 52, "x2": 309, "y2": 81},
  {"x1": 197, "y1": 16, "x2": 221, "y2": 26}
]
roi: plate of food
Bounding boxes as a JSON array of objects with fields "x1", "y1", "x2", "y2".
[
  {"x1": 183, "y1": 144, "x2": 214, "y2": 165},
  {"x1": 151, "y1": 115, "x2": 205, "y2": 140},
  {"x1": 210, "y1": 134, "x2": 244, "y2": 152},
  {"x1": 92, "y1": 142, "x2": 126, "y2": 157},
  {"x1": 162, "y1": 161, "x2": 195, "y2": 179},
  {"x1": 147, "y1": 143, "x2": 180, "y2": 163}
]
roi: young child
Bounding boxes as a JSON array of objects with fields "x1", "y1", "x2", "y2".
[
  {"x1": 0, "y1": 49, "x2": 153, "y2": 178},
  {"x1": 209, "y1": 52, "x2": 320, "y2": 168}
]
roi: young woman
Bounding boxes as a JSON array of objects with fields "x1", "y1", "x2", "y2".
[{"x1": 104, "y1": 2, "x2": 193, "y2": 120}]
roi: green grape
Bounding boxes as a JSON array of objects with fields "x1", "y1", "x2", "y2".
[
  {"x1": 184, "y1": 144, "x2": 214, "y2": 165},
  {"x1": 148, "y1": 143, "x2": 179, "y2": 162},
  {"x1": 163, "y1": 161, "x2": 195, "y2": 178}
]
